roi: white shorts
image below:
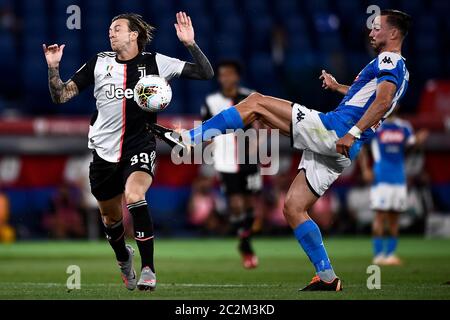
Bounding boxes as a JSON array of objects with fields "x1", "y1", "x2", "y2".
[
  {"x1": 370, "y1": 183, "x2": 408, "y2": 212},
  {"x1": 291, "y1": 103, "x2": 351, "y2": 197}
]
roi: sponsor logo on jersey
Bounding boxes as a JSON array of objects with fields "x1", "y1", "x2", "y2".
[
  {"x1": 381, "y1": 56, "x2": 394, "y2": 66},
  {"x1": 296, "y1": 110, "x2": 305, "y2": 123},
  {"x1": 104, "y1": 65, "x2": 113, "y2": 79},
  {"x1": 105, "y1": 84, "x2": 134, "y2": 99},
  {"x1": 379, "y1": 129, "x2": 404, "y2": 143}
]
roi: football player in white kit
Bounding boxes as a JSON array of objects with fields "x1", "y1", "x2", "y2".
[
  {"x1": 43, "y1": 12, "x2": 213, "y2": 291},
  {"x1": 201, "y1": 61, "x2": 261, "y2": 269}
]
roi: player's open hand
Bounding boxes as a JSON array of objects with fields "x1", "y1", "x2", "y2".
[
  {"x1": 175, "y1": 12, "x2": 195, "y2": 47},
  {"x1": 43, "y1": 44, "x2": 65, "y2": 68},
  {"x1": 320, "y1": 70, "x2": 339, "y2": 91},
  {"x1": 336, "y1": 133, "x2": 356, "y2": 158}
]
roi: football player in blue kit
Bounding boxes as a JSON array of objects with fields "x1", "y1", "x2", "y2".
[
  {"x1": 360, "y1": 114, "x2": 428, "y2": 265},
  {"x1": 153, "y1": 10, "x2": 411, "y2": 291}
]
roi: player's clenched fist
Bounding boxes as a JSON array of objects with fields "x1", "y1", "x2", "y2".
[
  {"x1": 43, "y1": 44, "x2": 65, "y2": 68},
  {"x1": 335, "y1": 133, "x2": 356, "y2": 158}
]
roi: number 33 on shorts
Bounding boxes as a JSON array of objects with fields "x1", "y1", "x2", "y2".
[{"x1": 130, "y1": 151, "x2": 156, "y2": 174}]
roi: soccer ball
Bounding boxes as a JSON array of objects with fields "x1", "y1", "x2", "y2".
[{"x1": 133, "y1": 75, "x2": 172, "y2": 112}]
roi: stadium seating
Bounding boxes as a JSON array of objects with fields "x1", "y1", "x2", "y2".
[{"x1": 0, "y1": 0, "x2": 447, "y2": 116}]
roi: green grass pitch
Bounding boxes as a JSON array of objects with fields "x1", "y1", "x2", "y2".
[{"x1": 0, "y1": 237, "x2": 449, "y2": 300}]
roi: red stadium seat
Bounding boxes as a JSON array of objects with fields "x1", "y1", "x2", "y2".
[{"x1": 418, "y1": 80, "x2": 450, "y2": 115}]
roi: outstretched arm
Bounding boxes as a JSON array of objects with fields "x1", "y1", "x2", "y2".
[
  {"x1": 336, "y1": 81, "x2": 396, "y2": 157},
  {"x1": 174, "y1": 12, "x2": 214, "y2": 80},
  {"x1": 320, "y1": 70, "x2": 349, "y2": 95},
  {"x1": 43, "y1": 44, "x2": 79, "y2": 104}
]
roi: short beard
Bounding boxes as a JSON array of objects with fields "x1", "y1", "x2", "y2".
[
  {"x1": 372, "y1": 41, "x2": 386, "y2": 55},
  {"x1": 111, "y1": 40, "x2": 131, "y2": 54}
]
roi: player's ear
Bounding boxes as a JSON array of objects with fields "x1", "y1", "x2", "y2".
[
  {"x1": 131, "y1": 30, "x2": 138, "y2": 41},
  {"x1": 390, "y1": 28, "x2": 399, "y2": 40}
]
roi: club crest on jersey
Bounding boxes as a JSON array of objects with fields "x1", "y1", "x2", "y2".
[
  {"x1": 137, "y1": 65, "x2": 146, "y2": 79},
  {"x1": 105, "y1": 84, "x2": 134, "y2": 99}
]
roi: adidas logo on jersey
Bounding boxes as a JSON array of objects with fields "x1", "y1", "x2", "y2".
[
  {"x1": 104, "y1": 65, "x2": 113, "y2": 79},
  {"x1": 140, "y1": 164, "x2": 150, "y2": 170}
]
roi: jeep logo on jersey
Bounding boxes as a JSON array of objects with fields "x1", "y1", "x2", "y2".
[{"x1": 105, "y1": 84, "x2": 134, "y2": 99}]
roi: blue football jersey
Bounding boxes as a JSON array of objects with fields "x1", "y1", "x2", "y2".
[
  {"x1": 371, "y1": 118, "x2": 415, "y2": 185},
  {"x1": 319, "y1": 51, "x2": 409, "y2": 160}
]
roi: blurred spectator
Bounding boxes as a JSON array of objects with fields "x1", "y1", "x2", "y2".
[
  {"x1": 42, "y1": 184, "x2": 85, "y2": 239},
  {"x1": 0, "y1": 192, "x2": 15, "y2": 242},
  {"x1": 187, "y1": 165, "x2": 228, "y2": 235},
  {"x1": 258, "y1": 156, "x2": 291, "y2": 234},
  {"x1": 64, "y1": 154, "x2": 102, "y2": 240},
  {"x1": 0, "y1": 6, "x2": 20, "y2": 34},
  {"x1": 271, "y1": 25, "x2": 287, "y2": 67},
  {"x1": 309, "y1": 191, "x2": 341, "y2": 233}
]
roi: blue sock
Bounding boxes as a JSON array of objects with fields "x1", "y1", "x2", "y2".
[
  {"x1": 189, "y1": 106, "x2": 244, "y2": 144},
  {"x1": 373, "y1": 237, "x2": 384, "y2": 256},
  {"x1": 293, "y1": 220, "x2": 336, "y2": 282},
  {"x1": 386, "y1": 237, "x2": 398, "y2": 256}
]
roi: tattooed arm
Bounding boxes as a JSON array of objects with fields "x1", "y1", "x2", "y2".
[
  {"x1": 43, "y1": 44, "x2": 79, "y2": 104},
  {"x1": 174, "y1": 11, "x2": 214, "y2": 80},
  {"x1": 48, "y1": 67, "x2": 79, "y2": 104}
]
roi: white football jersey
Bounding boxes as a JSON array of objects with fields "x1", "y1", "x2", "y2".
[{"x1": 71, "y1": 52, "x2": 185, "y2": 162}]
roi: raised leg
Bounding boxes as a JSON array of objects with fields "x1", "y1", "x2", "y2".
[
  {"x1": 235, "y1": 93, "x2": 292, "y2": 136},
  {"x1": 188, "y1": 92, "x2": 293, "y2": 144}
]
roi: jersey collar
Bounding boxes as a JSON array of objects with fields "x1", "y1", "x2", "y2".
[{"x1": 115, "y1": 52, "x2": 142, "y2": 64}]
